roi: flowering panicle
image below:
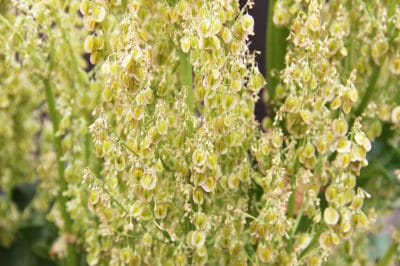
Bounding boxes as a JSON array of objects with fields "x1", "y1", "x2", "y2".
[
  {"x1": 262, "y1": 0, "x2": 400, "y2": 264},
  {"x1": 84, "y1": 0, "x2": 268, "y2": 264},
  {"x1": 0, "y1": 0, "x2": 400, "y2": 265}
]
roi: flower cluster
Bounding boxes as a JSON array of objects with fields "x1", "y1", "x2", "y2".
[
  {"x1": 0, "y1": 0, "x2": 400, "y2": 265},
  {"x1": 263, "y1": 0, "x2": 400, "y2": 264},
  {"x1": 83, "y1": 0, "x2": 269, "y2": 264},
  {"x1": 80, "y1": 0, "x2": 400, "y2": 264}
]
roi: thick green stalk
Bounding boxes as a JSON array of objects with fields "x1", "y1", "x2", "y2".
[
  {"x1": 377, "y1": 242, "x2": 398, "y2": 266},
  {"x1": 355, "y1": 66, "x2": 380, "y2": 117},
  {"x1": 179, "y1": 51, "x2": 194, "y2": 114},
  {"x1": 377, "y1": 205, "x2": 400, "y2": 266},
  {"x1": 266, "y1": 0, "x2": 288, "y2": 102},
  {"x1": 43, "y1": 78, "x2": 77, "y2": 266},
  {"x1": 350, "y1": 65, "x2": 380, "y2": 128}
]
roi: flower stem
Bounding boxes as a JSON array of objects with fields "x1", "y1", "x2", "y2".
[
  {"x1": 377, "y1": 242, "x2": 397, "y2": 266},
  {"x1": 179, "y1": 51, "x2": 194, "y2": 114},
  {"x1": 287, "y1": 158, "x2": 300, "y2": 217},
  {"x1": 266, "y1": 0, "x2": 288, "y2": 102},
  {"x1": 350, "y1": 65, "x2": 380, "y2": 128},
  {"x1": 43, "y1": 78, "x2": 77, "y2": 266},
  {"x1": 378, "y1": 210, "x2": 400, "y2": 266}
]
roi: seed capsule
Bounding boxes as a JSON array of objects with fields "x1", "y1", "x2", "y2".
[
  {"x1": 154, "y1": 203, "x2": 168, "y2": 219},
  {"x1": 93, "y1": 6, "x2": 106, "y2": 23},
  {"x1": 180, "y1": 36, "x2": 191, "y2": 53},
  {"x1": 228, "y1": 175, "x2": 240, "y2": 190},
  {"x1": 307, "y1": 14, "x2": 320, "y2": 32},
  {"x1": 83, "y1": 16, "x2": 96, "y2": 31},
  {"x1": 102, "y1": 87, "x2": 113, "y2": 102},
  {"x1": 241, "y1": 14, "x2": 254, "y2": 34},
  {"x1": 175, "y1": 254, "x2": 187, "y2": 266},
  {"x1": 193, "y1": 212, "x2": 208, "y2": 230},
  {"x1": 79, "y1": 0, "x2": 90, "y2": 16},
  {"x1": 120, "y1": 248, "x2": 133, "y2": 264},
  {"x1": 324, "y1": 207, "x2": 339, "y2": 225},
  {"x1": 130, "y1": 201, "x2": 143, "y2": 217},
  {"x1": 336, "y1": 138, "x2": 351, "y2": 153},
  {"x1": 332, "y1": 118, "x2": 348, "y2": 137},
  {"x1": 140, "y1": 170, "x2": 157, "y2": 190},
  {"x1": 295, "y1": 234, "x2": 311, "y2": 251},
  {"x1": 201, "y1": 176, "x2": 216, "y2": 192},
  {"x1": 193, "y1": 187, "x2": 204, "y2": 205},
  {"x1": 191, "y1": 231, "x2": 206, "y2": 248},
  {"x1": 88, "y1": 190, "x2": 100, "y2": 207},
  {"x1": 325, "y1": 186, "x2": 337, "y2": 203},
  {"x1": 257, "y1": 243, "x2": 274, "y2": 263},
  {"x1": 391, "y1": 106, "x2": 400, "y2": 124},
  {"x1": 221, "y1": 27, "x2": 232, "y2": 43},
  {"x1": 115, "y1": 154, "x2": 125, "y2": 171},
  {"x1": 284, "y1": 96, "x2": 300, "y2": 113},
  {"x1": 319, "y1": 231, "x2": 333, "y2": 250},
  {"x1": 156, "y1": 120, "x2": 168, "y2": 135},
  {"x1": 389, "y1": 57, "x2": 400, "y2": 75},
  {"x1": 351, "y1": 195, "x2": 364, "y2": 211},
  {"x1": 198, "y1": 20, "x2": 211, "y2": 38},
  {"x1": 84, "y1": 35, "x2": 96, "y2": 53},
  {"x1": 352, "y1": 212, "x2": 368, "y2": 229},
  {"x1": 330, "y1": 97, "x2": 341, "y2": 110},
  {"x1": 192, "y1": 149, "x2": 207, "y2": 168}
]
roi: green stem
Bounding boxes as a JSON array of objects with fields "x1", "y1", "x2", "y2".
[
  {"x1": 266, "y1": 0, "x2": 288, "y2": 102},
  {"x1": 299, "y1": 226, "x2": 322, "y2": 259},
  {"x1": 84, "y1": 133, "x2": 90, "y2": 166},
  {"x1": 287, "y1": 184, "x2": 296, "y2": 218},
  {"x1": 287, "y1": 204, "x2": 305, "y2": 252},
  {"x1": 377, "y1": 242, "x2": 398, "y2": 266},
  {"x1": 350, "y1": 65, "x2": 380, "y2": 127},
  {"x1": 287, "y1": 158, "x2": 300, "y2": 218},
  {"x1": 43, "y1": 78, "x2": 77, "y2": 266},
  {"x1": 380, "y1": 211, "x2": 400, "y2": 265},
  {"x1": 179, "y1": 51, "x2": 194, "y2": 114}
]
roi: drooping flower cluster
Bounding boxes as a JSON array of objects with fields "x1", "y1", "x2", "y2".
[{"x1": 270, "y1": 0, "x2": 400, "y2": 137}]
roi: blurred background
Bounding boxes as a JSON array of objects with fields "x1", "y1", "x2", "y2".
[{"x1": 241, "y1": 0, "x2": 268, "y2": 122}]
